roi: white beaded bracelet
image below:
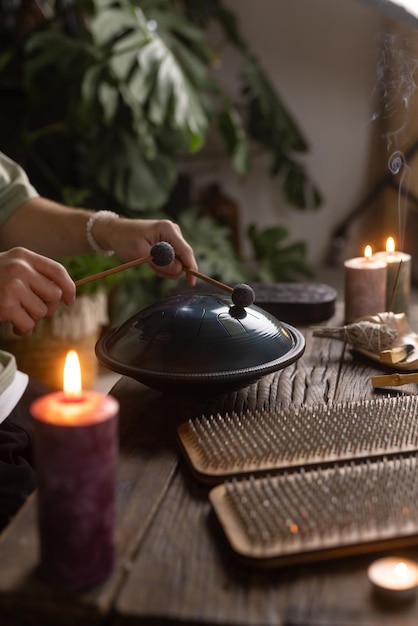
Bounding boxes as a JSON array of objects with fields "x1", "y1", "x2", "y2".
[{"x1": 86, "y1": 210, "x2": 119, "y2": 256}]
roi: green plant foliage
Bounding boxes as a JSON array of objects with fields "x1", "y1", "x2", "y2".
[
  {"x1": 184, "y1": 2, "x2": 322, "y2": 209},
  {"x1": 20, "y1": 0, "x2": 322, "y2": 217},
  {"x1": 58, "y1": 202, "x2": 249, "y2": 320},
  {"x1": 107, "y1": 263, "x2": 167, "y2": 326},
  {"x1": 247, "y1": 223, "x2": 315, "y2": 282},
  {"x1": 24, "y1": 31, "x2": 92, "y2": 131},
  {"x1": 0, "y1": 0, "x2": 321, "y2": 293},
  {"x1": 218, "y1": 104, "x2": 250, "y2": 176},
  {"x1": 23, "y1": 0, "x2": 216, "y2": 212},
  {"x1": 108, "y1": 210, "x2": 314, "y2": 327},
  {"x1": 59, "y1": 253, "x2": 120, "y2": 296},
  {"x1": 107, "y1": 206, "x2": 250, "y2": 326},
  {"x1": 241, "y1": 57, "x2": 322, "y2": 209},
  {"x1": 176, "y1": 206, "x2": 250, "y2": 285}
]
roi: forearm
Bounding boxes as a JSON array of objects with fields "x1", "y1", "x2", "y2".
[
  {"x1": 0, "y1": 198, "x2": 198, "y2": 283},
  {"x1": 0, "y1": 198, "x2": 94, "y2": 258},
  {"x1": 0, "y1": 198, "x2": 164, "y2": 261}
]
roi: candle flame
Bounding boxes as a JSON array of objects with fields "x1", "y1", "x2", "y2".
[
  {"x1": 394, "y1": 562, "x2": 409, "y2": 580},
  {"x1": 386, "y1": 237, "x2": 395, "y2": 253},
  {"x1": 364, "y1": 245, "x2": 372, "y2": 258},
  {"x1": 63, "y1": 350, "x2": 82, "y2": 398}
]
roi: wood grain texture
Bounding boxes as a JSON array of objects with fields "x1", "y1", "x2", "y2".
[
  {"x1": 0, "y1": 377, "x2": 180, "y2": 625},
  {"x1": 2, "y1": 301, "x2": 418, "y2": 625},
  {"x1": 116, "y1": 463, "x2": 418, "y2": 626}
]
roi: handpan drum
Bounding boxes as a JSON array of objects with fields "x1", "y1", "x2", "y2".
[{"x1": 95, "y1": 293, "x2": 305, "y2": 395}]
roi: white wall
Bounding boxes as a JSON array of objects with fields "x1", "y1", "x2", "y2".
[{"x1": 185, "y1": 0, "x2": 388, "y2": 272}]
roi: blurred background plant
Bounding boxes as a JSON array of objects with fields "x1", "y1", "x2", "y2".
[{"x1": 0, "y1": 0, "x2": 321, "y2": 322}]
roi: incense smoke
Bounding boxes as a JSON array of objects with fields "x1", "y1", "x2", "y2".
[
  {"x1": 388, "y1": 151, "x2": 411, "y2": 250},
  {"x1": 373, "y1": 33, "x2": 418, "y2": 249},
  {"x1": 375, "y1": 32, "x2": 418, "y2": 150}
]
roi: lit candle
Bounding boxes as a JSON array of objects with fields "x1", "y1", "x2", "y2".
[
  {"x1": 30, "y1": 350, "x2": 119, "y2": 589},
  {"x1": 374, "y1": 237, "x2": 411, "y2": 313},
  {"x1": 368, "y1": 557, "x2": 418, "y2": 602},
  {"x1": 344, "y1": 245, "x2": 387, "y2": 323}
]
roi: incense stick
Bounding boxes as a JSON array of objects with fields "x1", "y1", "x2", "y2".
[{"x1": 387, "y1": 259, "x2": 403, "y2": 312}]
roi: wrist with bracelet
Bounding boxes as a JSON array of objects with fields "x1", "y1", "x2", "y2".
[{"x1": 86, "y1": 210, "x2": 119, "y2": 257}]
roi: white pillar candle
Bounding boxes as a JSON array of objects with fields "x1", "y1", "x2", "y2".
[
  {"x1": 374, "y1": 237, "x2": 411, "y2": 314},
  {"x1": 344, "y1": 245, "x2": 387, "y2": 324}
]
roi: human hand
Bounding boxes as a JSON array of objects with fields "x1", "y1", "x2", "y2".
[
  {"x1": 93, "y1": 217, "x2": 198, "y2": 287},
  {"x1": 0, "y1": 248, "x2": 76, "y2": 335}
]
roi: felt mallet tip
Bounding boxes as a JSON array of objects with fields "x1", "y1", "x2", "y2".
[
  {"x1": 232, "y1": 283, "x2": 255, "y2": 308},
  {"x1": 150, "y1": 242, "x2": 175, "y2": 267}
]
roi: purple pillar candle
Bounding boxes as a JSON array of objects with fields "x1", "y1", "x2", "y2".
[{"x1": 30, "y1": 380, "x2": 119, "y2": 590}]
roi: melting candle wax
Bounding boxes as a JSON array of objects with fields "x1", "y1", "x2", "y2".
[
  {"x1": 344, "y1": 245, "x2": 387, "y2": 323},
  {"x1": 31, "y1": 351, "x2": 119, "y2": 589}
]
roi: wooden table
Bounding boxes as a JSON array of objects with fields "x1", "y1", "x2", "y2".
[{"x1": 2, "y1": 302, "x2": 418, "y2": 625}]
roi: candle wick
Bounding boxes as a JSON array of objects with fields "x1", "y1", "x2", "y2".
[
  {"x1": 387, "y1": 259, "x2": 403, "y2": 313},
  {"x1": 62, "y1": 391, "x2": 85, "y2": 404}
]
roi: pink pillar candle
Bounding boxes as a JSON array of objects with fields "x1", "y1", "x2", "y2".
[
  {"x1": 31, "y1": 390, "x2": 119, "y2": 589},
  {"x1": 344, "y1": 256, "x2": 387, "y2": 323}
]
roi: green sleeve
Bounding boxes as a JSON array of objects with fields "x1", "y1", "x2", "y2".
[
  {"x1": 0, "y1": 351, "x2": 16, "y2": 394},
  {"x1": 0, "y1": 152, "x2": 39, "y2": 228}
]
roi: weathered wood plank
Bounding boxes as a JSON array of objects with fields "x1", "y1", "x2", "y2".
[
  {"x1": 114, "y1": 304, "x2": 418, "y2": 626},
  {"x1": 115, "y1": 464, "x2": 290, "y2": 626},
  {"x1": 2, "y1": 301, "x2": 418, "y2": 626},
  {"x1": 115, "y1": 462, "x2": 418, "y2": 626}
]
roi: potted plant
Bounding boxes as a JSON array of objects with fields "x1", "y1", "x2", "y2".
[
  {"x1": 14, "y1": 0, "x2": 321, "y2": 210},
  {"x1": 0, "y1": 0, "x2": 322, "y2": 335}
]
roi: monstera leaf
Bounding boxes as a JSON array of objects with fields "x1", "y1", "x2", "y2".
[
  {"x1": 24, "y1": 1, "x2": 215, "y2": 211},
  {"x1": 177, "y1": 206, "x2": 249, "y2": 285},
  {"x1": 20, "y1": 0, "x2": 321, "y2": 220},
  {"x1": 247, "y1": 223, "x2": 314, "y2": 282}
]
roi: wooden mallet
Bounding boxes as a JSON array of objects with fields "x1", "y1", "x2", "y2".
[
  {"x1": 74, "y1": 240, "x2": 255, "y2": 309},
  {"x1": 74, "y1": 241, "x2": 175, "y2": 287},
  {"x1": 183, "y1": 267, "x2": 255, "y2": 308}
]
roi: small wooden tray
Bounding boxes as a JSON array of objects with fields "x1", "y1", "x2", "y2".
[
  {"x1": 209, "y1": 456, "x2": 418, "y2": 567},
  {"x1": 357, "y1": 312, "x2": 418, "y2": 371}
]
